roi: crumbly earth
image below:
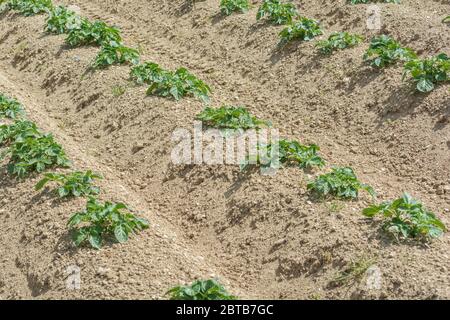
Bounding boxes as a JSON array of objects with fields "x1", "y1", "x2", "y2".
[{"x1": 0, "y1": 0, "x2": 449, "y2": 299}]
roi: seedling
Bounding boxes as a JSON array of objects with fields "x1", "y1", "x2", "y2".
[
  {"x1": 443, "y1": 16, "x2": 450, "y2": 23},
  {"x1": 130, "y1": 62, "x2": 168, "y2": 85},
  {"x1": 68, "y1": 197, "x2": 149, "y2": 249},
  {"x1": 279, "y1": 17, "x2": 323, "y2": 44},
  {"x1": 220, "y1": 0, "x2": 249, "y2": 15},
  {"x1": 0, "y1": 94, "x2": 24, "y2": 119},
  {"x1": 307, "y1": 167, "x2": 375, "y2": 200},
  {"x1": 403, "y1": 53, "x2": 449, "y2": 93},
  {"x1": 331, "y1": 257, "x2": 376, "y2": 287},
  {"x1": 316, "y1": 32, "x2": 364, "y2": 55},
  {"x1": 146, "y1": 67, "x2": 211, "y2": 103},
  {"x1": 2, "y1": 133, "x2": 70, "y2": 178},
  {"x1": 363, "y1": 193, "x2": 446, "y2": 242},
  {"x1": 196, "y1": 106, "x2": 270, "y2": 130},
  {"x1": 364, "y1": 35, "x2": 416, "y2": 68},
  {"x1": 256, "y1": 0, "x2": 298, "y2": 25},
  {"x1": 66, "y1": 20, "x2": 122, "y2": 47},
  {"x1": 46, "y1": 5, "x2": 82, "y2": 34},
  {"x1": 348, "y1": 0, "x2": 399, "y2": 4},
  {"x1": 35, "y1": 170, "x2": 102, "y2": 198},
  {"x1": 92, "y1": 43, "x2": 140, "y2": 69},
  {"x1": 241, "y1": 139, "x2": 324, "y2": 170},
  {"x1": 166, "y1": 279, "x2": 236, "y2": 300},
  {"x1": 0, "y1": 120, "x2": 40, "y2": 146},
  {"x1": 7, "y1": 0, "x2": 53, "y2": 16}
]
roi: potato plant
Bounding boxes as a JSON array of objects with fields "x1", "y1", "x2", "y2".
[
  {"x1": 279, "y1": 17, "x2": 323, "y2": 44},
  {"x1": 307, "y1": 167, "x2": 375, "y2": 200},
  {"x1": 7, "y1": 0, "x2": 53, "y2": 16},
  {"x1": 130, "y1": 62, "x2": 168, "y2": 85},
  {"x1": 256, "y1": 0, "x2": 298, "y2": 25},
  {"x1": 92, "y1": 43, "x2": 140, "y2": 69},
  {"x1": 220, "y1": 0, "x2": 249, "y2": 15},
  {"x1": 146, "y1": 67, "x2": 211, "y2": 103},
  {"x1": 46, "y1": 5, "x2": 82, "y2": 34},
  {"x1": 35, "y1": 170, "x2": 102, "y2": 198},
  {"x1": 364, "y1": 35, "x2": 416, "y2": 68},
  {"x1": 363, "y1": 193, "x2": 446, "y2": 242},
  {"x1": 167, "y1": 279, "x2": 236, "y2": 300},
  {"x1": 242, "y1": 139, "x2": 324, "y2": 170},
  {"x1": 0, "y1": 94, "x2": 24, "y2": 119},
  {"x1": 68, "y1": 197, "x2": 149, "y2": 249},
  {"x1": 2, "y1": 133, "x2": 70, "y2": 178},
  {"x1": 403, "y1": 53, "x2": 449, "y2": 93},
  {"x1": 66, "y1": 20, "x2": 122, "y2": 47},
  {"x1": 196, "y1": 106, "x2": 270, "y2": 130},
  {"x1": 316, "y1": 32, "x2": 364, "y2": 55},
  {"x1": 0, "y1": 120, "x2": 40, "y2": 146}
]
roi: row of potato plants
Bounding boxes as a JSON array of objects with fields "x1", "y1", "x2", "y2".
[
  {"x1": 0, "y1": 93, "x2": 149, "y2": 249},
  {"x1": 2, "y1": 0, "x2": 448, "y2": 300},
  {"x1": 220, "y1": 0, "x2": 449, "y2": 93}
]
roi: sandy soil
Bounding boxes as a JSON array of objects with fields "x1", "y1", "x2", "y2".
[{"x1": 0, "y1": 0, "x2": 449, "y2": 299}]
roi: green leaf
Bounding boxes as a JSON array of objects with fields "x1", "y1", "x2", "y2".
[
  {"x1": 114, "y1": 224, "x2": 129, "y2": 243},
  {"x1": 416, "y1": 79, "x2": 434, "y2": 93}
]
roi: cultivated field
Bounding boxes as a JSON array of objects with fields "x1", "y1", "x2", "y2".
[{"x1": 0, "y1": 0, "x2": 449, "y2": 300}]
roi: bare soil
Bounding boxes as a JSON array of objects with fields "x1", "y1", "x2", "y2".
[{"x1": 0, "y1": 0, "x2": 449, "y2": 299}]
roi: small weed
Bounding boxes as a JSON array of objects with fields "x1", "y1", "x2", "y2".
[
  {"x1": 112, "y1": 85, "x2": 126, "y2": 97},
  {"x1": 331, "y1": 257, "x2": 376, "y2": 287}
]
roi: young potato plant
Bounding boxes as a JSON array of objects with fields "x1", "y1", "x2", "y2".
[
  {"x1": 316, "y1": 32, "x2": 364, "y2": 55},
  {"x1": 364, "y1": 35, "x2": 416, "y2": 68},
  {"x1": 0, "y1": 120, "x2": 40, "y2": 146},
  {"x1": 92, "y1": 43, "x2": 140, "y2": 69},
  {"x1": 130, "y1": 62, "x2": 168, "y2": 85},
  {"x1": 242, "y1": 139, "x2": 324, "y2": 171},
  {"x1": 0, "y1": 94, "x2": 24, "y2": 119},
  {"x1": 7, "y1": 0, "x2": 53, "y2": 16},
  {"x1": 147, "y1": 67, "x2": 212, "y2": 103},
  {"x1": 68, "y1": 197, "x2": 149, "y2": 249},
  {"x1": 363, "y1": 193, "x2": 446, "y2": 242},
  {"x1": 35, "y1": 170, "x2": 102, "y2": 198},
  {"x1": 256, "y1": 0, "x2": 298, "y2": 25},
  {"x1": 307, "y1": 167, "x2": 375, "y2": 200},
  {"x1": 220, "y1": 0, "x2": 249, "y2": 15},
  {"x1": 196, "y1": 106, "x2": 270, "y2": 130},
  {"x1": 2, "y1": 134, "x2": 70, "y2": 178},
  {"x1": 348, "y1": 0, "x2": 399, "y2": 4},
  {"x1": 279, "y1": 17, "x2": 323, "y2": 44},
  {"x1": 166, "y1": 279, "x2": 236, "y2": 300},
  {"x1": 403, "y1": 53, "x2": 449, "y2": 93},
  {"x1": 46, "y1": 5, "x2": 82, "y2": 34},
  {"x1": 66, "y1": 20, "x2": 122, "y2": 47}
]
